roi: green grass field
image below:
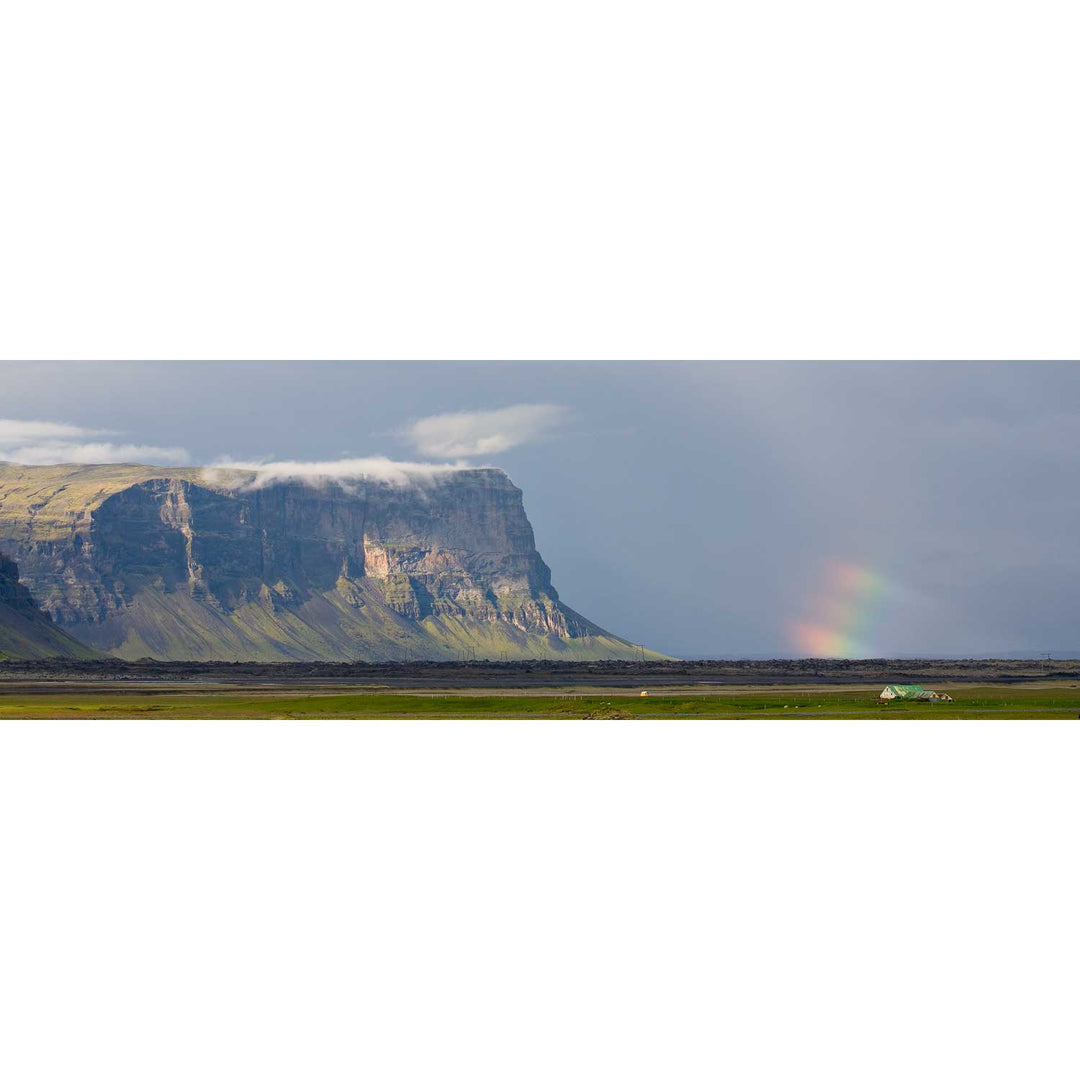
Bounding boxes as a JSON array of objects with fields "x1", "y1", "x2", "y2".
[{"x1": 2, "y1": 685, "x2": 1079, "y2": 719}]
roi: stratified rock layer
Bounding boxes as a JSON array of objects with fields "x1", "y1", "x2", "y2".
[
  {"x1": 0, "y1": 551, "x2": 99, "y2": 659},
  {"x1": 0, "y1": 463, "x2": 655, "y2": 661}
]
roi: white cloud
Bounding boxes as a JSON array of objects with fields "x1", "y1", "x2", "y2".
[
  {"x1": 0, "y1": 418, "x2": 190, "y2": 465},
  {"x1": 401, "y1": 404, "x2": 571, "y2": 458},
  {"x1": 0, "y1": 419, "x2": 109, "y2": 446},
  {"x1": 7, "y1": 442, "x2": 192, "y2": 466},
  {"x1": 201, "y1": 456, "x2": 479, "y2": 491}
]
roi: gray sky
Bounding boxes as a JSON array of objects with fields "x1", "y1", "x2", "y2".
[{"x1": 1, "y1": 360, "x2": 1076, "y2": 658}]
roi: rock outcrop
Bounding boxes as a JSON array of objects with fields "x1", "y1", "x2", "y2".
[
  {"x1": 0, "y1": 462, "x2": 659, "y2": 661},
  {"x1": 0, "y1": 551, "x2": 99, "y2": 659}
]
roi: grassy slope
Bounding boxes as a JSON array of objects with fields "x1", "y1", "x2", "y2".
[
  {"x1": 1, "y1": 686, "x2": 1078, "y2": 719},
  {"x1": 0, "y1": 598, "x2": 100, "y2": 660},
  {"x1": 70, "y1": 581, "x2": 663, "y2": 661}
]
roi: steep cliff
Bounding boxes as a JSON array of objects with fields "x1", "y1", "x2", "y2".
[
  {"x1": 0, "y1": 552, "x2": 99, "y2": 659},
  {"x1": 0, "y1": 462, "x2": 659, "y2": 661}
]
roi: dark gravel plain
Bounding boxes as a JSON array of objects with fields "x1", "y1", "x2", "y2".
[{"x1": 2, "y1": 656, "x2": 1079, "y2": 692}]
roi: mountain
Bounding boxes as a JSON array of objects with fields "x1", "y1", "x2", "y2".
[
  {"x1": 0, "y1": 462, "x2": 663, "y2": 662},
  {"x1": 0, "y1": 551, "x2": 100, "y2": 659}
]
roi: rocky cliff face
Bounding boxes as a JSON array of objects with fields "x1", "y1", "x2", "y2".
[
  {"x1": 0, "y1": 463, "x2": 652, "y2": 661},
  {"x1": 0, "y1": 551, "x2": 99, "y2": 659}
]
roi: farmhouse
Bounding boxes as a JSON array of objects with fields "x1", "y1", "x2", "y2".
[{"x1": 879, "y1": 684, "x2": 953, "y2": 702}]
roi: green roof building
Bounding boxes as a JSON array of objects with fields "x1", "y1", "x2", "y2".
[{"x1": 880, "y1": 684, "x2": 953, "y2": 702}]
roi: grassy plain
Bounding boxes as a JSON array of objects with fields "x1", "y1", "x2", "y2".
[{"x1": 2, "y1": 684, "x2": 1079, "y2": 719}]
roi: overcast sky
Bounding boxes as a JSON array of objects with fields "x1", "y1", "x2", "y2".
[{"x1": 1, "y1": 360, "x2": 1076, "y2": 658}]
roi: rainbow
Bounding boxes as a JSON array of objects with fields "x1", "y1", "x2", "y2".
[{"x1": 788, "y1": 561, "x2": 887, "y2": 658}]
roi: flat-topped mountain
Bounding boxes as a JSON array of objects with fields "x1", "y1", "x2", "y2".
[{"x1": 0, "y1": 462, "x2": 660, "y2": 662}]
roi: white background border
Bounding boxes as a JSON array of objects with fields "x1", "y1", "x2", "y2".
[
  {"x1": 4, "y1": 720, "x2": 1079, "y2": 1079},
  {"x1": 2, "y1": 1, "x2": 1077, "y2": 361}
]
